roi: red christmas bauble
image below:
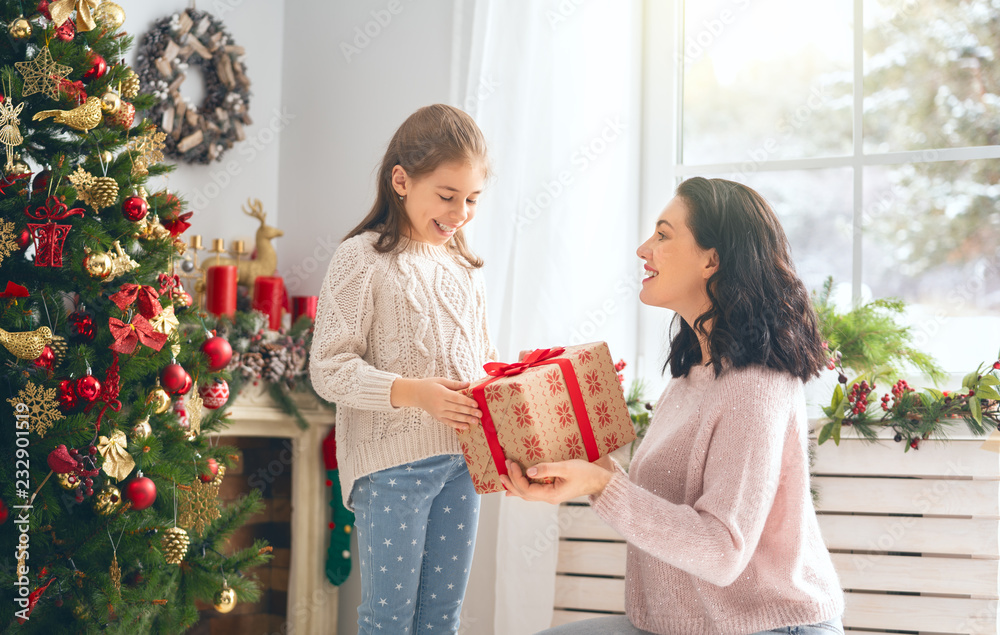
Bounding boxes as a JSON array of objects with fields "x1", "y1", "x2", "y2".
[
  {"x1": 201, "y1": 336, "x2": 233, "y2": 371},
  {"x1": 33, "y1": 346, "x2": 55, "y2": 370},
  {"x1": 105, "y1": 101, "x2": 135, "y2": 129},
  {"x1": 31, "y1": 170, "x2": 50, "y2": 196},
  {"x1": 75, "y1": 375, "x2": 101, "y2": 401},
  {"x1": 199, "y1": 458, "x2": 219, "y2": 483},
  {"x1": 180, "y1": 372, "x2": 193, "y2": 396},
  {"x1": 125, "y1": 474, "x2": 156, "y2": 511},
  {"x1": 68, "y1": 310, "x2": 95, "y2": 341},
  {"x1": 58, "y1": 379, "x2": 77, "y2": 411},
  {"x1": 122, "y1": 195, "x2": 148, "y2": 222},
  {"x1": 0, "y1": 498, "x2": 7, "y2": 524},
  {"x1": 199, "y1": 379, "x2": 230, "y2": 410},
  {"x1": 16, "y1": 228, "x2": 31, "y2": 249},
  {"x1": 54, "y1": 19, "x2": 74, "y2": 41},
  {"x1": 83, "y1": 52, "x2": 107, "y2": 81},
  {"x1": 161, "y1": 362, "x2": 187, "y2": 394},
  {"x1": 173, "y1": 400, "x2": 189, "y2": 428},
  {"x1": 37, "y1": 0, "x2": 52, "y2": 20}
]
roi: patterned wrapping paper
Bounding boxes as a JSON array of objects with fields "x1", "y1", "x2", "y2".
[{"x1": 457, "y1": 342, "x2": 636, "y2": 494}]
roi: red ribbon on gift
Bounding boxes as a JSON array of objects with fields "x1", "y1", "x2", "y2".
[
  {"x1": 471, "y1": 347, "x2": 600, "y2": 483},
  {"x1": 108, "y1": 314, "x2": 168, "y2": 354},
  {"x1": 109, "y1": 283, "x2": 161, "y2": 318},
  {"x1": 25, "y1": 196, "x2": 84, "y2": 268}
]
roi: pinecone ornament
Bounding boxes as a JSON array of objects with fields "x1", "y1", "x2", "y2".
[
  {"x1": 238, "y1": 352, "x2": 265, "y2": 381},
  {"x1": 90, "y1": 177, "x2": 120, "y2": 209},
  {"x1": 261, "y1": 343, "x2": 289, "y2": 383},
  {"x1": 161, "y1": 526, "x2": 190, "y2": 564},
  {"x1": 121, "y1": 69, "x2": 140, "y2": 99}
]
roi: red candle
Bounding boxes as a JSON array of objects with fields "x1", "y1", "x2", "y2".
[
  {"x1": 205, "y1": 265, "x2": 237, "y2": 317},
  {"x1": 254, "y1": 276, "x2": 285, "y2": 330},
  {"x1": 291, "y1": 295, "x2": 318, "y2": 323}
]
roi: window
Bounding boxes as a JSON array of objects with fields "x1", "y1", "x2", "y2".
[{"x1": 642, "y1": 0, "x2": 1000, "y2": 379}]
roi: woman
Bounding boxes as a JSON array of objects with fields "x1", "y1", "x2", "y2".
[{"x1": 502, "y1": 177, "x2": 845, "y2": 635}]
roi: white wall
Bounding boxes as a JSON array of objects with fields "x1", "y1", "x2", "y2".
[
  {"x1": 119, "y1": 0, "x2": 285, "y2": 259},
  {"x1": 277, "y1": 2, "x2": 499, "y2": 634}
]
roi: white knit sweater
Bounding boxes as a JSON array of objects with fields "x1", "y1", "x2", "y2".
[{"x1": 309, "y1": 232, "x2": 496, "y2": 508}]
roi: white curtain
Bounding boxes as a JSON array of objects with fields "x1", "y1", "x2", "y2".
[{"x1": 457, "y1": 2, "x2": 642, "y2": 632}]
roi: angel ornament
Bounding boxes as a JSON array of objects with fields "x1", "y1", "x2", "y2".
[{"x1": 0, "y1": 98, "x2": 26, "y2": 172}]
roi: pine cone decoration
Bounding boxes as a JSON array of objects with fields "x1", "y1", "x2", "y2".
[
  {"x1": 261, "y1": 343, "x2": 289, "y2": 383},
  {"x1": 121, "y1": 70, "x2": 140, "y2": 99},
  {"x1": 238, "y1": 352, "x2": 265, "y2": 381},
  {"x1": 90, "y1": 177, "x2": 120, "y2": 209},
  {"x1": 161, "y1": 526, "x2": 190, "y2": 564}
]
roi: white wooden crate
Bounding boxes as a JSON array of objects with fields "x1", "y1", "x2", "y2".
[{"x1": 813, "y1": 428, "x2": 1000, "y2": 635}]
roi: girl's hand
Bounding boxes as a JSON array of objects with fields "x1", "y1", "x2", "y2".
[
  {"x1": 391, "y1": 377, "x2": 481, "y2": 432},
  {"x1": 500, "y1": 458, "x2": 613, "y2": 504}
]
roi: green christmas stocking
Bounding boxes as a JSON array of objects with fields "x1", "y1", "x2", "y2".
[{"x1": 323, "y1": 427, "x2": 355, "y2": 585}]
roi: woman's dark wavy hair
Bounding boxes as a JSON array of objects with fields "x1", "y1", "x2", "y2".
[{"x1": 665, "y1": 177, "x2": 826, "y2": 382}]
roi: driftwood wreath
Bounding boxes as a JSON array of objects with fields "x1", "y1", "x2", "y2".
[{"x1": 134, "y1": 8, "x2": 252, "y2": 164}]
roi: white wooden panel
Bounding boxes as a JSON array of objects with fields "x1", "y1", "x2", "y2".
[
  {"x1": 814, "y1": 476, "x2": 1000, "y2": 517},
  {"x1": 554, "y1": 575, "x2": 626, "y2": 613},
  {"x1": 843, "y1": 592, "x2": 998, "y2": 634},
  {"x1": 830, "y1": 553, "x2": 999, "y2": 597},
  {"x1": 557, "y1": 541, "x2": 628, "y2": 577},
  {"x1": 559, "y1": 505, "x2": 625, "y2": 541},
  {"x1": 551, "y1": 609, "x2": 625, "y2": 627},
  {"x1": 819, "y1": 515, "x2": 999, "y2": 557},
  {"x1": 812, "y1": 439, "x2": 1000, "y2": 479}
]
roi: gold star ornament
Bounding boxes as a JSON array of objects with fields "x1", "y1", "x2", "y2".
[{"x1": 15, "y1": 46, "x2": 73, "y2": 99}]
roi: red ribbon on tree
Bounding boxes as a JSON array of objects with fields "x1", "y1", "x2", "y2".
[
  {"x1": 157, "y1": 272, "x2": 180, "y2": 295},
  {"x1": 109, "y1": 315, "x2": 167, "y2": 354},
  {"x1": 85, "y1": 353, "x2": 122, "y2": 432},
  {"x1": 471, "y1": 347, "x2": 600, "y2": 483},
  {"x1": 0, "y1": 281, "x2": 29, "y2": 298},
  {"x1": 161, "y1": 211, "x2": 192, "y2": 236},
  {"x1": 25, "y1": 196, "x2": 84, "y2": 268},
  {"x1": 109, "y1": 283, "x2": 161, "y2": 318}
]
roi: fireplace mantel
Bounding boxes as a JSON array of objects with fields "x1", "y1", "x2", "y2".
[{"x1": 210, "y1": 383, "x2": 339, "y2": 635}]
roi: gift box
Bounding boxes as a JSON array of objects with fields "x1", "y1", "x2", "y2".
[{"x1": 457, "y1": 342, "x2": 636, "y2": 494}]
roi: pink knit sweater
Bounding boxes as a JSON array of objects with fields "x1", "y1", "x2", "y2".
[{"x1": 591, "y1": 363, "x2": 844, "y2": 635}]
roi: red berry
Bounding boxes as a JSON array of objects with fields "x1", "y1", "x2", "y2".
[
  {"x1": 910, "y1": 439, "x2": 920, "y2": 450},
  {"x1": 993, "y1": 361, "x2": 1000, "y2": 370}
]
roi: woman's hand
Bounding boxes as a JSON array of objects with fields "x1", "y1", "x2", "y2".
[
  {"x1": 500, "y1": 458, "x2": 614, "y2": 504},
  {"x1": 390, "y1": 377, "x2": 481, "y2": 432}
]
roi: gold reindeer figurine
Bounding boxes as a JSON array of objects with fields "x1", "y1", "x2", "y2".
[{"x1": 200, "y1": 198, "x2": 283, "y2": 296}]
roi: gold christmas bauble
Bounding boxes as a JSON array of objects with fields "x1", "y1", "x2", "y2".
[
  {"x1": 161, "y1": 526, "x2": 190, "y2": 565},
  {"x1": 101, "y1": 150, "x2": 114, "y2": 164},
  {"x1": 84, "y1": 251, "x2": 113, "y2": 278},
  {"x1": 121, "y1": 69, "x2": 140, "y2": 99},
  {"x1": 90, "y1": 176, "x2": 120, "y2": 209},
  {"x1": 8, "y1": 17, "x2": 31, "y2": 39},
  {"x1": 146, "y1": 387, "x2": 171, "y2": 414},
  {"x1": 100, "y1": 91, "x2": 121, "y2": 114},
  {"x1": 94, "y1": 1, "x2": 126, "y2": 29},
  {"x1": 93, "y1": 485, "x2": 123, "y2": 515},
  {"x1": 132, "y1": 416, "x2": 152, "y2": 440},
  {"x1": 213, "y1": 584, "x2": 237, "y2": 613},
  {"x1": 57, "y1": 472, "x2": 78, "y2": 491}
]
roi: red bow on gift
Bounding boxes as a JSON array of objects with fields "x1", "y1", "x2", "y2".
[
  {"x1": 109, "y1": 283, "x2": 161, "y2": 318},
  {"x1": 109, "y1": 314, "x2": 168, "y2": 354},
  {"x1": 483, "y1": 347, "x2": 566, "y2": 378},
  {"x1": 161, "y1": 211, "x2": 192, "y2": 237}
]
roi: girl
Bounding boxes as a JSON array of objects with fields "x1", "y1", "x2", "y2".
[
  {"x1": 503, "y1": 177, "x2": 845, "y2": 635},
  {"x1": 309, "y1": 104, "x2": 495, "y2": 635}
]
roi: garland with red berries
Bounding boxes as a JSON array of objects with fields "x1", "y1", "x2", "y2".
[{"x1": 818, "y1": 357, "x2": 1000, "y2": 451}]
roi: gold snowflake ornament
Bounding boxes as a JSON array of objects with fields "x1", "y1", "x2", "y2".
[
  {"x1": 178, "y1": 465, "x2": 224, "y2": 536},
  {"x1": 15, "y1": 46, "x2": 73, "y2": 99},
  {"x1": 68, "y1": 166, "x2": 98, "y2": 208},
  {"x1": 127, "y1": 128, "x2": 167, "y2": 177},
  {"x1": 0, "y1": 218, "x2": 16, "y2": 267},
  {"x1": 7, "y1": 381, "x2": 65, "y2": 437}
]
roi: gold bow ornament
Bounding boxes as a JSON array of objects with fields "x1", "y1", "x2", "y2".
[
  {"x1": 97, "y1": 429, "x2": 135, "y2": 481},
  {"x1": 49, "y1": 0, "x2": 100, "y2": 32}
]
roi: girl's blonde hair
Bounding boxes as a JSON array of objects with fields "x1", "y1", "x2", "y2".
[{"x1": 345, "y1": 104, "x2": 489, "y2": 268}]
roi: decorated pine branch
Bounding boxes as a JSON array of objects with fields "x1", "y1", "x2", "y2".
[{"x1": 0, "y1": 2, "x2": 266, "y2": 632}]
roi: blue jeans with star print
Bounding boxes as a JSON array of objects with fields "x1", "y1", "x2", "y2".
[{"x1": 352, "y1": 453, "x2": 481, "y2": 634}]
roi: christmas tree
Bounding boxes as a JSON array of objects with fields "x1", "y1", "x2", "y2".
[{"x1": 0, "y1": 2, "x2": 269, "y2": 632}]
